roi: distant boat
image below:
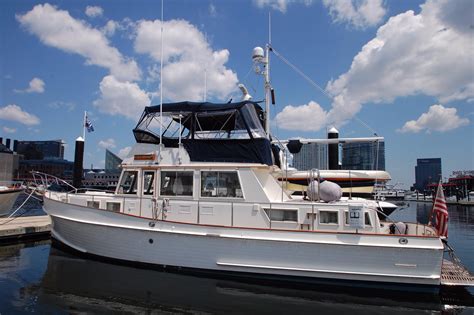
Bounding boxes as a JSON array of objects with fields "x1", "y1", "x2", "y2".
[
  {"x1": 459, "y1": 191, "x2": 474, "y2": 205},
  {"x1": 405, "y1": 192, "x2": 433, "y2": 202}
]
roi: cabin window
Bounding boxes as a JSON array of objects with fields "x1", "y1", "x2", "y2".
[
  {"x1": 319, "y1": 211, "x2": 339, "y2": 225},
  {"x1": 143, "y1": 171, "x2": 155, "y2": 195},
  {"x1": 201, "y1": 171, "x2": 243, "y2": 198},
  {"x1": 160, "y1": 171, "x2": 193, "y2": 196},
  {"x1": 86, "y1": 201, "x2": 100, "y2": 209},
  {"x1": 264, "y1": 209, "x2": 297, "y2": 222},
  {"x1": 118, "y1": 171, "x2": 138, "y2": 194},
  {"x1": 106, "y1": 202, "x2": 121, "y2": 212},
  {"x1": 344, "y1": 211, "x2": 372, "y2": 226}
]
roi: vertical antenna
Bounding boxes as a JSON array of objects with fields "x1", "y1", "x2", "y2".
[
  {"x1": 159, "y1": 0, "x2": 164, "y2": 145},
  {"x1": 204, "y1": 69, "x2": 207, "y2": 102},
  {"x1": 82, "y1": 111, "x2": 86, "y2": 141},
  {"x1": 268, "y1": 11, "x2": 272, "y2": 45},
  {"x1": 264, "y1": 12, "x2": 272, "y2": 138}
]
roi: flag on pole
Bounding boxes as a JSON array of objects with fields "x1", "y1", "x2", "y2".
[
  {"x1": 432, "y1": 180, "x2": 449, "y2": 237},
  {"x1": 84, "y1": 114, "x2": 94, "y2": 133}
]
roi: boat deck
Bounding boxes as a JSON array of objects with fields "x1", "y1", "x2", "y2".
[{"x1": 441, "y1": 259, "x2": 474, "y2": 287}]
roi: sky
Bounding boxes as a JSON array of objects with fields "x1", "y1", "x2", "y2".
[{"x1": 0, "y1": 0, "x2": 473, "y2": 188}]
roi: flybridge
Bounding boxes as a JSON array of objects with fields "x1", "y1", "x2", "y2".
[{"x1": 132, "y1": 101, "x2": 274, "y2": 165}]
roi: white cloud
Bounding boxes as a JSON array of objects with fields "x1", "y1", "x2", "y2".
[
  {"x1": 17, "y1": 4, "x2": 140, "y2": 81},
  {"x1": 102, "y1": 20, "x2": 118, "y2": 37},
  {"x1": 27, "y1": 77, "x2": 45, "y2": 93},
  {"x1": 2, "y1": 126, "x2": 17, "y2": 134},
  {"x1": 209, "y1": 4, "x2": 217, "y2": 17},
  {"x1": 14, "y1": 77, "x2": 45, "y2": 93},
  {"x1": 98, "y1": 138, "x2": 116, "y2": 149},
  {"x1": 93, "y1": 75, "x2": 150, "y2": 119},
  {"x1": 85, "y1": 5, "x2": 103, "y2": 18},
  {"x1": 0, "y1": 104, "x2": 40, "y2": 126},
  {"x1": 324, "y1": 0, "x2": 474, "y2": 128},
  {"x1": 275, "y1": 101, "x2": 328, "y2": 131},
  {"x1": 322, "y1": 0, "x2": 386, "y2": 28},
  {"x1": 118, "y1": 146, "x2": 132, "y2": 159},
  {"x1": 253, "y1": 0, "x2": 313, "y2": 13},
  {"x1": 48, "y1": 101, "x2": 75, "y2": 111},
  {"x1": 134, "y1": 19, "x2": 238, "y2": 101},
  {"x1": 398, "y1": 104, "x2": 469, "y2": 133}
]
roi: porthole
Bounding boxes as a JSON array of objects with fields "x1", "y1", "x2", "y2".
[
  {"x1": 149, "y1": 238, "x2": 154, "y2": 244},
  {"x1": 399, "y1": 238, "x2": 408, "y2": 245}
]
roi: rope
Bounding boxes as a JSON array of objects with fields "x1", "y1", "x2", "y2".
[
  {"x1": 271, "y1": 47, "x2": 379, "y2": 135},
  {"x1": 0, "y1": 187, "x2": 38, "y2": 226}
]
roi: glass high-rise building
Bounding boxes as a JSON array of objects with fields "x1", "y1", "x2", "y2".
[
  {"x1": 292, "y1": 143, "x2": 328, "y2": 171},
  {"x1": 341, "y1": 141, "x2": 385, "y2": 171},
  {"x1": 414, "y1": 158, "x2": 442, "y2": 192},
  {"x1": 16, "y1": 140, "x2": 65, "y2": 160},
  {"x1": 105, "y1": 149, "x2": 122, "y2": 170}
]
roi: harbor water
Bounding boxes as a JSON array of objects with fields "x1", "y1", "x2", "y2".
[{"x1": 0, "y1": 198, "x2": 473, "y2": 314}]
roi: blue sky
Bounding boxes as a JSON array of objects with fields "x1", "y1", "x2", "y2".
[{"x1": 0, "y1": 0, "x2": 472, "y2": 188}]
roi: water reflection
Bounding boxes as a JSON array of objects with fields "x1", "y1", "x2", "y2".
[
  {"x1": 35, "y1": 246, "x2": 471, "y2": 314},
  {"x1": 0, "y1": 203, "x2": 473, "y2": 314}
]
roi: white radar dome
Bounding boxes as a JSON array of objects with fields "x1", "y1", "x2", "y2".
[
  {"x1": 252, "y1": 47, "x2": 264, "y2": 61},
  {"x1": 307, "y1": 180, "x2": 342, "y2": 202}
]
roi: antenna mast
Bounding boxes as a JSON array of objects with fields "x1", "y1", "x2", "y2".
[
  {"x1": 265, "y1": 12, "x2": 271, "y2": 138},
  {"x1": 159, "y1": 0, "x2": 164, "y2": 145}
]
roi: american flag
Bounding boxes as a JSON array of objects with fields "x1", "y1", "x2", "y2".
[{"x1": 432, "y1": 181, "x2": 449, "y2": 237}]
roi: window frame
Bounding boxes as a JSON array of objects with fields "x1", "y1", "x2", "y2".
[
  {"x1": 117, "y1": 170, "x2": 139, "y2": 195},
  {"x1": 199, "y1": 170, "x2": 244, "y2": 199},
  {"x1": 318, "y1": 210, "x2": 339, "y2": 225},
  {"x1": 263, "y1": 208, "x2": 298, "y2": 222},
  {"x1": 159, "y1": 170, "x2": 194, "y2": 197},
  {"x1": 343, "y1": 211, "x2": 372, "y2": 227},
  {"x1": 142, "y1": 170, "x2": 156, "y2": 196}
]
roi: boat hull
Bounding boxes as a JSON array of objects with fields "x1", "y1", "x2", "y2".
[
  {"x1": 44, "y1": 197, "x2": 444, "y2": 287},
  {"x1": 0, "y1": 189, "x2": 21, "y2": 216}
]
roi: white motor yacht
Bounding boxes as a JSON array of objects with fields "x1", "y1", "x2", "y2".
[{"x1": 36, "y1": 101, "x2": 473, "y2": 289}]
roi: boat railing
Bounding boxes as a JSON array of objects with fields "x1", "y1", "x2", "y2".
[{"x1": 30, "y1": 171, "x2": 78, "y2": 194}]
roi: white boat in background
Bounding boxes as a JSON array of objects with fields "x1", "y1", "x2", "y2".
[
  {"x1": 373, "y1": 184, "x2": 406, "y2": 201},
  {"x1": 0, "y1": 183, "x2": 22, "y2": 216},
  {"x1": 405, "y1": 192, "x2": 433, "y2": 202},
  {"x1": 35, "y1": 99, "x2": 474, "y2": 289},
  {"x1": 276, "y1": 169, "x2": 391, "y2": 197},
  {"x1": 459, "y1": 191, "x2": 474, "y2": 206}
]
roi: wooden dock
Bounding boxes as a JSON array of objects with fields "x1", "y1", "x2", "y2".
[{"x1": 0, "y1": 215, "x2": 51, "y2": 241}]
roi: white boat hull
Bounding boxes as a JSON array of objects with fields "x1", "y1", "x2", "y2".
[
  {"x1": 0, "y1": 189, "x2": 21, "y2": 216},
  {"x1": 45, "y1": 197, "x2": 444, "y2": 287}
]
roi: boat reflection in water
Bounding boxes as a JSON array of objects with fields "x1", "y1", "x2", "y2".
[{"x1": 36, "y1": 243, "x2": 473, "y2": 314}]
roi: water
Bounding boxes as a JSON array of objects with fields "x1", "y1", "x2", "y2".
[{"x1": 0, "y1": 201, "x2": 473, "y2": 314}]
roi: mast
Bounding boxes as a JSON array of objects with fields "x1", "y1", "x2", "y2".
[
  {"x1": 264, "y1": 44, "x2": 271, "y2": 138},
  {"x1": 159, "y1": 0, "x2": 164, "y2": 145}
]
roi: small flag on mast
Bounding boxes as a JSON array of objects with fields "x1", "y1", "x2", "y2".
[
  {"x1": 85, "y1": 114, "x2": 94, "y2": 133},
  {"x1": 432, "y1": 180, "x2": 449, "y2": 237}
]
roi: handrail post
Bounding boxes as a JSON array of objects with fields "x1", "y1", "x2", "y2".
[
  {"x1": 231, "y1": 202, "x2": 234, "y2": 227},
  {"x1": 269, "y1": 203, "x2": 272, "y2": 229},
  {"x1": 197, "y1": 200, "x2": 200, "y2": 224}
]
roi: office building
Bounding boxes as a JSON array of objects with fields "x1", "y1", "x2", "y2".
[
  {"x1": 105, "y1": 149, "x2": 122, "y2": 171},
  {"x1": 16, "y1": 139, "x2": 65, "y2": 160},
  {"x1": 292, "y1": 143, "x2": 328, "y2": 170},
  {"x1": 341, "y1": 141, "x2": 385, "y2": 171},
  {"x1": 414, "y1": 158, "x2": 442, "y2": 192},
  {"x1": 0, "y1": 143, "x2": 20, "y2": 181}
]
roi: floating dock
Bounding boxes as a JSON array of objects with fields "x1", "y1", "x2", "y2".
[{"x1": 0, "y1": 215, "x2": 51, "y2": 242}]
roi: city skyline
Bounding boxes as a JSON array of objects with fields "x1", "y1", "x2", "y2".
[{"x1": 1, "y1": 0, "x2": 472, "y2": 188}]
